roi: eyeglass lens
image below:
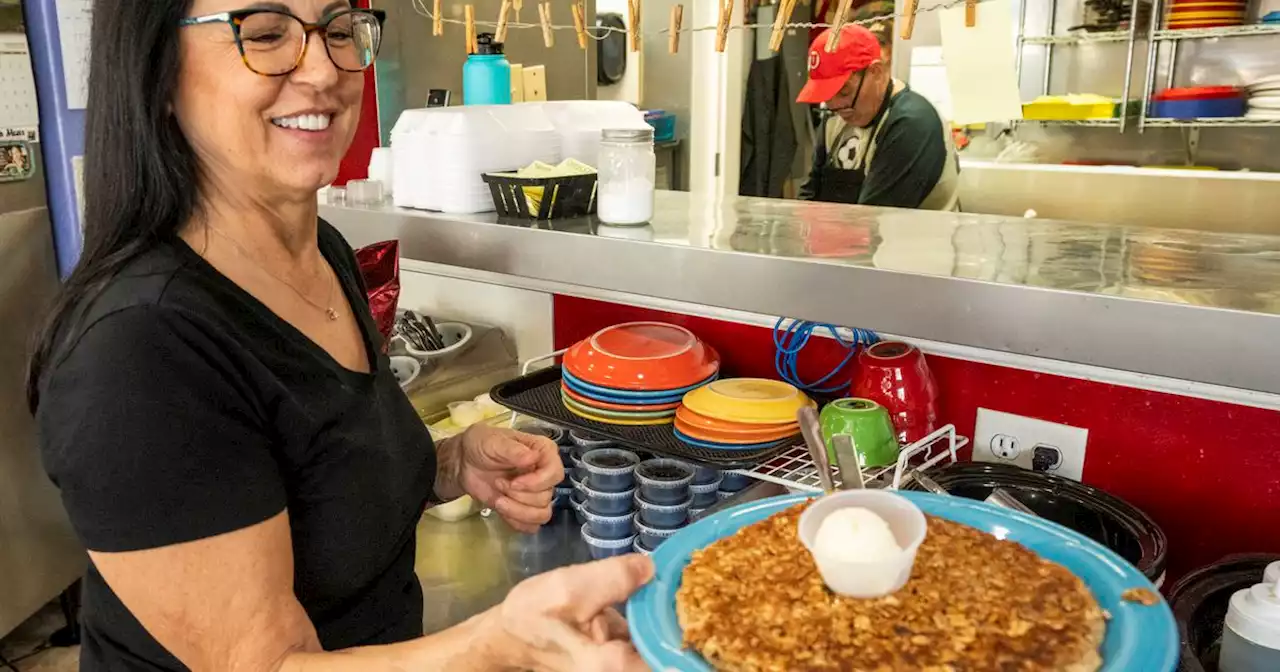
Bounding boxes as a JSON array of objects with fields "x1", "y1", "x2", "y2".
[{"x1": 238, "y1": 11, "x2": 381, "y2": 75}]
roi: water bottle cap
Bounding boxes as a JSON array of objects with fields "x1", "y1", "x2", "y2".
[
  {"x1": 474, "y1": 32, "x2": 504, "y2": 55},
  {"x1": 1225, "y1": 577, "x2": 1280, "y2": 650}
]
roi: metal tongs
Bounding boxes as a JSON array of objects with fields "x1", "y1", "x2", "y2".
[
  {"x1": 396, "y1": 310, "x2": 446, "y2": 351},
  {"x1": 797, "y1": 407, "x2": 864, "y2": 492},
  {"x1": 907, "y1": 471, "x2": 1037, "y2": 517}
]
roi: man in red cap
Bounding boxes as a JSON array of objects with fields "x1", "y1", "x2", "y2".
[{"x1": 796, "y1": 24, "x2": 958, "y2": 210}]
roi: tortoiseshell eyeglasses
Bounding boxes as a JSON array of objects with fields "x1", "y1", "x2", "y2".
[{"x1": 179, "y1": 8, "x2": 386, "y2": 76}]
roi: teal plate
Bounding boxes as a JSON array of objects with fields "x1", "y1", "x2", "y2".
[{"x1": 626, "y1": 492, "x2": 1178, "y2": 672}]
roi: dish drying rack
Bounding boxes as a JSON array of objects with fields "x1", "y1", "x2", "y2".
[
  {"x1": 730, "y1": 424, "x2": 968, "y2": 492},
  {"x1": 507, "y1": 351, "x2": 968, "y2": 490}
]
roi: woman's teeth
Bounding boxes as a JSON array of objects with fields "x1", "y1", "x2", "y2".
[{"x1": 272, "y1": 113, "x2": 332, "y2": 131}]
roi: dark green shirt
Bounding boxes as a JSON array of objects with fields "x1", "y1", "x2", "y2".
[{"x1": 800, "y1": 86, "x2": 954, "y2": 209}]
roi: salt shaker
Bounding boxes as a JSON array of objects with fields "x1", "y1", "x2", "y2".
[{"x1": 597, "y1": 127, "x2": 655, "y2": 226}]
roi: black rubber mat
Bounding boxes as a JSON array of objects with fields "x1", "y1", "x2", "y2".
[{"x1": 490, "y1": 367, "x2": 796, "y2": 469}]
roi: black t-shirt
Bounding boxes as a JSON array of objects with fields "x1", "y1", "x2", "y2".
[{"x1": 36, "y1": 221, "x2": 436, "y2": 670}]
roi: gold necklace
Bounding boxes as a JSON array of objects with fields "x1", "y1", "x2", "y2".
[{"x1": 205, "y1": 225, "x2": 340, "y2": 321}]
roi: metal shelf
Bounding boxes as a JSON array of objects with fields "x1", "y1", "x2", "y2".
[
  {"x1": 1015, "y1": 118, "x2": 1122, "y2": 126},
  {"x1": 1154, "y1": 23, "x2": 1280, "y2": 41},
  {"x1": 1143, "y1": 117, "x2": 1280, "y2": 128},
  {"x1": 732, "y1": 425, "x2": 969, "y2": 492},
  {"x1": 1022, "y1": 31, "x2": 1130, "y2": 45}
]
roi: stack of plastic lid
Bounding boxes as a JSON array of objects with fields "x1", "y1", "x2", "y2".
[
  {"x1": 1164, "y1": 0, "x2": 1246, "y2": 29},
  {"x1": 561, "y1": 322, "x2": 720, "y2": 426},
  {"x1": 674, "y1": 378, "x2": 811, "y2": 451}
]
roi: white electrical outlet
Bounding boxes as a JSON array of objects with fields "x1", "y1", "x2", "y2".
[{"x1": 972, "y1": 409, "x2": 1089, "y2": 480}]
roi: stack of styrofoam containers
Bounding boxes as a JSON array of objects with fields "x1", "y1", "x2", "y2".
[
  {"x1": 536, "y1": 100, "x2": 649, "y2": 170},
  {"x1": 390, "y1": 104, "x2": 560, "y2": 214}
]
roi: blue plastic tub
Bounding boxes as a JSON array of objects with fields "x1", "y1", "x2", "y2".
[
  {"x1": 581, "y1": 481, "x2": 637, "y2": 516},
  {"x1": 636, "y1": 493, "x2": 693, "y2": 529},
  {"x1": 688, "y1": 463, "x2": 721, "y2": 485},
  {"x1": 582, "y1": 448, "x2": 641, "y2": 492},
  {"x1": 635, "y1": 459, "x2": 695, "y2": 504},
  {"x1": 1150, "y1": 97, "x2": 1245, "y2": 120},
  {"x1": 581, "y1": 524, "x2": 636, "y2": 559},
  {"x1": 581, "y1": 507, "x2": 636, "y2": 540},
  {"x1": 645, "y1": 110, "x2": 676, "y2": 142},
  {"x1": 634, "y1": 518, "x2": 682, "y2": 550},
  {"x1": 719, "y1": 472, "x2": 753, "y2": 493},
  {"x1": 689, "y1": 479, "x2": 723, "y2": 507}
]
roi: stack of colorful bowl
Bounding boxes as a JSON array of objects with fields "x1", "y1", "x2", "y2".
[
  {"x1": 1165, "y1": 0, "x2": 1247, "y2": 29},
  {"x1": 674, "y1": 378, "x2": 813, "y2": 451},
  {"x1": 561, "y1": 322, "x2": 720, "y2": 426}
]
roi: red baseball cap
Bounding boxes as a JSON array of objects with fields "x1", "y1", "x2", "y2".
[{"x1": 796, "y1": 25, "x2": 882, "y2": 104}]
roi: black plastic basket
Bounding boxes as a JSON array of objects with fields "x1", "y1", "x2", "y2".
[
  {"x1": 489, "y1": 367, "x2": 798, "y2": 469},
  {"x1": 481, "y1": 172, "x2": 597, "y2": 220}
]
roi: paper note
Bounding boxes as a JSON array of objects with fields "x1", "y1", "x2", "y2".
[
  {"x1": 908, "y1": 47, "x2": 953, "y2": 122},
  {"x1": 0, "y1": 34, "x2": 39, "y2": 129},
  {"x1": 938, "y1": 0, "x2": 1023, "y2": 125},
  {"x1": 55, "y1": 0, "x2": 93, "y2": 110}
]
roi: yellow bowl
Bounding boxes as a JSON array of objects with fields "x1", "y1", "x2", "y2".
[
  {"x1": 681, "y1": 378, "x2": 815, "y2": 425},
  {"x1": 564, "y1": 403, "x2": 675, "y2": 426}
]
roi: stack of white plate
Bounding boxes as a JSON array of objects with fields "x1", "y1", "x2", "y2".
[{"x1": 1245, "y1": 74, "x2": 1280, "y2": 120}]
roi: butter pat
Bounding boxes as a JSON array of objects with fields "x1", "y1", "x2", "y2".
[{"x1": 813, "y1": 507, "x2": 902, "y2": 563}]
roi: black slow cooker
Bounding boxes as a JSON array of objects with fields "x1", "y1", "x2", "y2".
[
  {"x1": 902, "y1": 462, "x2": 1168, "y2": 584},
  {"x1": 1168, "y1": 554, "x2": 1280, "y2": 672}
]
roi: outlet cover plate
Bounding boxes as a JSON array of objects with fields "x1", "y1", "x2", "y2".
[{"x1": 972, "y1": 409, "x2": 1089, "y2": 481}]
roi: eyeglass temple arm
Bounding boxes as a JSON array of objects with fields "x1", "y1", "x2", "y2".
[{"x1": 178, "y1": 13, "x2": 233, "y2": 27}]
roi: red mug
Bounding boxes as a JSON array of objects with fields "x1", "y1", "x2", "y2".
[{"x1": 850, "y1": 341, "x2": 940, "y2": 446}]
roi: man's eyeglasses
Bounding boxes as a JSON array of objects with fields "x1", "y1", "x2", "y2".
[{"x1": 179, "y1": 8, "x2": 386, "y2": 77}]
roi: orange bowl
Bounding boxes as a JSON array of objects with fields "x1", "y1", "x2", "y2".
[
  {"x1": 1167, "y1": 10, "x2": 1246, "y2": 19},
  {"x1": 563, "y1": 322, "x2": 720, "y2": 391},
  {"x1": 674, "y1": 415, "x2": 799, "y2": 444},
  {"x1": 561, "y1": 384, "x2": 682, "y2": 412},
  {"x1": 1166, "y1": 19, "x2": 1243, "y2": 27}
]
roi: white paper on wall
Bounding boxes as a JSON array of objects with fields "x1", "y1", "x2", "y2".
[
  {"x1": 938, "y1": 0, "x2": 1024, "y2": 125},
  {"x1": 55, "y1": 0, "x2": 93, "y2": 110},
  {"x1": 0, "y1": 34, "x2": 39, "y2": 129}
]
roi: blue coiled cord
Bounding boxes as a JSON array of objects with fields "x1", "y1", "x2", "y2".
[{"x1": 773, "y1": 318, "x2": 880, "y2": 394}]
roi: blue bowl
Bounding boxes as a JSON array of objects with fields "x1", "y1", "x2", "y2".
[
  {"x1": 626, "y1": 492, "x2": 1177, "y2": 672},
  {"x1": 1150, "y1": 97, "x2": 1245, "y2": 120},
  {"x1": 562, "y1": 368, "x2": 716, "y2": 402},
  {"x1": 673, "y1": 427, "x2": 795, "y2": 452}
]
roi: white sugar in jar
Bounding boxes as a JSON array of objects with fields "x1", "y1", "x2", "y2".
[{"x1": 597, "y1": 127, "x2": 655, "y2": 226}]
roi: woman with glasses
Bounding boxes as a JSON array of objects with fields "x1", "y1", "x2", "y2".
[{"x1": 28, "y1": 2, "x2": 650, "y2": 670}]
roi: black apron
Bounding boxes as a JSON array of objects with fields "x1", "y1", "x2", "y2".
[{"x1": 812, "y1": 86, "x2": 896, "y2": 205}]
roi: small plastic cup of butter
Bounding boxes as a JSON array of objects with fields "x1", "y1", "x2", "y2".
[{"x1": 797, "y1": 490, "x2": 927, "y2": 599}]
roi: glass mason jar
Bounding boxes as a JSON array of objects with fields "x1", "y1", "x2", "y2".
[{"x1": 597, "y1": 127, "x2": 656, "y2": 226}]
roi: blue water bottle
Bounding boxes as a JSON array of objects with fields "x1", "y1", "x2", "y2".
[{"x1": 463, "y1": 33, "x2": 513, "y2": 105}]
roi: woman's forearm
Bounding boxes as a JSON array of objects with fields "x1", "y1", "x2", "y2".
[{"x1": 280, "y1": 610, "x2": 508, "y2": 672}]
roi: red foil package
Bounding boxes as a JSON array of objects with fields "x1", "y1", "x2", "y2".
[{"x1": 355, "y1": 240, "x2": 400, "y2": 350}]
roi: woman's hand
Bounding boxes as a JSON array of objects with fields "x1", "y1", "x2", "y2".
[
  {"x1": 436, "y1": 424, "x2": 563, "y2": 532},
  {"x1": 486, "y1": 554, "x2": 654, "y2": 672}
]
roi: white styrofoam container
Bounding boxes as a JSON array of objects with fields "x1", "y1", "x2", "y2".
[{"x1": 390, "y1": 105, "x2": 560, "y2": 213}]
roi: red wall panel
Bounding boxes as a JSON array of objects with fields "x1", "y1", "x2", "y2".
[
  {"x1": 335, "y1": 0, "x2": 380, "y2": 186},
  {"x1": 553, "y1": 295, "x2": 1280, "y2": 581}
]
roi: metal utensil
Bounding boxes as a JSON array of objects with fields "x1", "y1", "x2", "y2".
[
  {"x1": 908, "y1": 471, "x2": 950, "y2": 495},
  {"x1": 830, "y1": 434, "x2": 864, "y2": 490},
  {"x1": 797, "y1": 406, "x2": 835, "y2": 494},
  {"x1": 986, "y1": 487, "x2": 1037, "y2": 516},
  {"x1": 422, "y1": 314, "x2": 446, "y2": 350}
]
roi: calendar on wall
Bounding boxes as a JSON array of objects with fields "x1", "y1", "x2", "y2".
[{"x1": 0, "y1": 33, "x2": 39, "y2": 135}]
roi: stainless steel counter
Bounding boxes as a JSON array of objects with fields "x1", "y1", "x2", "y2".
[{"x1": 322, "y1": 191, "x2": 1280, "y2": 395}]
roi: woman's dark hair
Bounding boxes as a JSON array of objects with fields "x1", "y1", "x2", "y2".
[{"x1": 26, "y1": 0, "x2": 198, "y2": 410}]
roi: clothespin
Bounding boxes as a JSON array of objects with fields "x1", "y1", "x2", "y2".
[
  {"x1": 628, "y1": 0, "x2": 642, "y2": 52},
  {"x1": 716, "y1": 0, "x2": 735, "y2": 53},
  {"x1": 825, "y1": 0, "x2": 852, "y2": 52},
  {"x1": 465, "y1": 4, "x2": 476, "y2": 54},
  {"x1": 496, "y1": 0, "x2": 512, "y2": 43},
  {"x1": 513, "y1": 0, "x2": 524, "y2": 12},
  {"x1": 571, "y1": 1, "x2": 589, "y2": 49},
  {"x1": 432, "y1": 0, "x2": 443, "y2": 36},
  {"x1": 669, "y1": 4, "x2": 683, "y2": 54},
  {"x1": 769, "y1": 0, "x2": 796, "y2": 52},
  {"x1": 538, "y1": 2, "x2": 555, "y2": 48},
  {"x1": 966, "y1": 0, "x2": 977, "y2": 27},
  {"x1": 901, "y1": 0, "x2": 918, "y2": 39}
]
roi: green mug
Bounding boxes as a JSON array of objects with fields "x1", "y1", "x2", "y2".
[{"x1": 819, "y1": 398, "x2": 899, "y2": 468}]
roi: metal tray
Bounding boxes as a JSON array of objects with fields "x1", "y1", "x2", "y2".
[{"x1": 489, "y1": 367, "x2": 796, "y2": 469}]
